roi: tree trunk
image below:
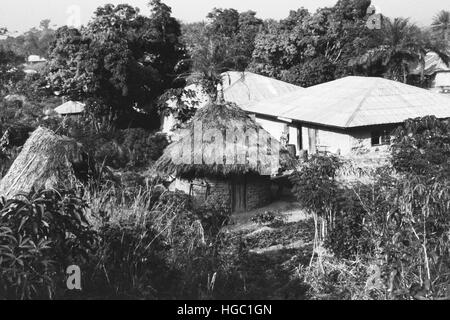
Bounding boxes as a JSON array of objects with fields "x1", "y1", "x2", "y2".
[{"x1": 402, "y1": 63, "x2": 407, "y2": 84}]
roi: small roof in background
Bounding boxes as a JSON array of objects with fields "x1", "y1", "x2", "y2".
[
  {"x1": 246, "y1": 76, "x2": 450, "y2": 128},
  {"x1": 24, "y1": 69, "x2": 38, "y2": 75},
  {"x1": 410, "y1": 52, "x2": 450, "y2": 76},
  {"x1": 54, "y1": 101, "x2": 85, "y2": 115},
  {"x1": 27, "y1": 55, "x2": 47, "y2": 63}
]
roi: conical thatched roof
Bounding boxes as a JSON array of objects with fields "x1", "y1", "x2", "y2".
[
  {"x1": 155, "y1": 102, "x2": 297, "y2": 178},
  {"x1": 0, "y1": 127, "x2": 83, "y2": 198}
]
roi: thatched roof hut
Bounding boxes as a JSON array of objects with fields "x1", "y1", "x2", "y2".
[
  {"x1": 155, "y1": 102, "x2": 297, "y2": 212},
  {"x1": 0, "y1": 127, "x2": 83, "y2": 198},
  {"x1": 155, "y1": 101, "x2": 296, "y2": 177}
]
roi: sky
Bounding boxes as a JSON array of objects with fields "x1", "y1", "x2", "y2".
[{"x1": 0, "y1": 0, "x2": 448, "y2": 34}]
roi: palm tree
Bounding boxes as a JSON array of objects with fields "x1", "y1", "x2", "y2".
[
  {"x1": 432, "y1": 10, "x2": 450, "y2": 43},
  {"x1": 157, "y1": 24, "x2": 246, "y2": 125},
  {"x1": 350, "y1": 17, "x2": 422, "y2": 83},
  {"x1": 179, "y1": 23, "x2": 247, "y2": 102},
  {"x1": 415, "y1": 29, "x2": 450, "y2": 85}
]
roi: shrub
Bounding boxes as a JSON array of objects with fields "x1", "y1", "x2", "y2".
[
  {"x1": 0, "y1": 225, "x2": 55, "y2": 300},
  {"x1": 251, "y1": 210, "x2": 286, "y2": 227},
  {"x1": 0, "y1": 189, "x2": 96, "y2": 299},
  {"x1": 299, "y1": 256, "x2": 378, "y2": 300},
  {"x1": 195, "y1": 194, "x2": 232, "y2": 238},
  {"x1": 43, "y1": 120, "x2": 169, "y2": 170},
  {"x1": 122, "y1": 128, "x2": 169, "y2": 167},
  {"x1": 87, "y1": 219, "x2": 172, "y2": 299},
  {"x1": 292, "y1": 116, "x2": 450, "y2": 299},
  {"x1": 290, "y1": 154, "x2": 343, "y2": 259},
  {"x1": 391, "y1": 116, "x2": 450, "y2": 176}
]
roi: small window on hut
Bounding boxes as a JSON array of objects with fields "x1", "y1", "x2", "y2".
[{"x1": 371, "y1": 130, "x2": 391, "y2": 146}]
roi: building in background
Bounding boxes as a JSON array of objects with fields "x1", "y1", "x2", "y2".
[
  {"x1": 54, "y1": 101, "x2": 85, "y2": 117},
  {"x1": 23, "y1": 55, "x2": 48, "y2": 74},
  {"x1": 246, "y1": 76, "x2": 450, "y2": 156},
  {"x1": 410, "y1": 51, "x2": 450, "y2": 93}
]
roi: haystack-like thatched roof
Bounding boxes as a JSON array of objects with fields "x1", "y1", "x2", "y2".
[
  {"x1": 0, "y1": 127, "x2": 83, "y2": 198},
  {"x1": 155, "y1": 102, "x2": 297, "y2": 178}
]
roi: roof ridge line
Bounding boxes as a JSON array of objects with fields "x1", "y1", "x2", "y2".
[{"x1": 344, "y1": 80, "x2": 378, "y2": 127}]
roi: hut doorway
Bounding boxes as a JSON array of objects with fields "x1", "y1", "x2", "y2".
[{"x1": 231, "y1": 177, "x2": 247, "y2": 213}]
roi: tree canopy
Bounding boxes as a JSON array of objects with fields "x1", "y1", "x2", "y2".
[
  {"x1": 180, "y1": 7, "x2": 264, "y2": 99},
  {"x1": 45, "y1": 1, "x2": 186, "y2": 129},
  {"x1": 0, "y1": 20, "x2": 56, "y2": 58},
  {"x1": 248, "y1": 0, "x2": 379, "y2": 87}
]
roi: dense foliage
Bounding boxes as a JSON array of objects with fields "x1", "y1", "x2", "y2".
[
  {"x1": 0, "y1": 20, "x2": 56, "y2": 58},
  {"x1": 291, "y1": 116, "x2": 450, "y2": 300},
  {"x1": 391, "y1": 116, "x2": 450, "y2": 176},
  {"x1": 0, "y1": 184, "x2": 309, "y2": 300},
  {"x1": 0, "y1": 190, "x2": 95, "y2": 299}
]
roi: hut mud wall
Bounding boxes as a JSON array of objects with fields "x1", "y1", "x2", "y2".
[
  {"x1": 245, "y1": 176, "x2": 271, "y2": 211},
  {"x1": 169, "y1": 176, "x2": 272, "y2": 213}
]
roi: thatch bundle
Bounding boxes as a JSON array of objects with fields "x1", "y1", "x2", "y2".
[
  {"x1": 154, "y1": 102, "x2": 297, "y2": 178},
  {"x1": 0, "y1": 127, "x2": 83, "y2": 198}
]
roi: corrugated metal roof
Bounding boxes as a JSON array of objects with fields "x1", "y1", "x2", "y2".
[
  {"x1": 411, "y1": 52, "x2": 450, "y2": 76},
  {"x1": 223, "y1": 71, "x2": 303, "y2": 110},
  {"x1": 54, "y1": 101, "x2": 85, "y2": 115},
  {"x1": 166, "y1": 72, "x2": 303, "y2": 113},
  {"x1": 245, "y1": 76, "x2": 450, "y2": 128}
]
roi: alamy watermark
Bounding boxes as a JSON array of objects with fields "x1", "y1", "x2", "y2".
[{"x1": 66, "y1": 265, "x2": 82, "y2": 290}]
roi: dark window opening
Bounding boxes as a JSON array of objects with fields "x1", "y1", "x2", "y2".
[{"x1": 371, "y1": 130, "x2": 391, "y2": 146}]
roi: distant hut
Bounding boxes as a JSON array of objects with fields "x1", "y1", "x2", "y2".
[
  {"x1": 27, "y1": 55, "x2": 47, "y2": 64},
  {"x1": 154, "y1": 102, "x2": 297, "y2": 213},
  {"x1": 54, "y1": 101, "x2": 85, "y2": 117},
  {"x1": 0, "y1": 127, "x2": 85, "y2": 198}
]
